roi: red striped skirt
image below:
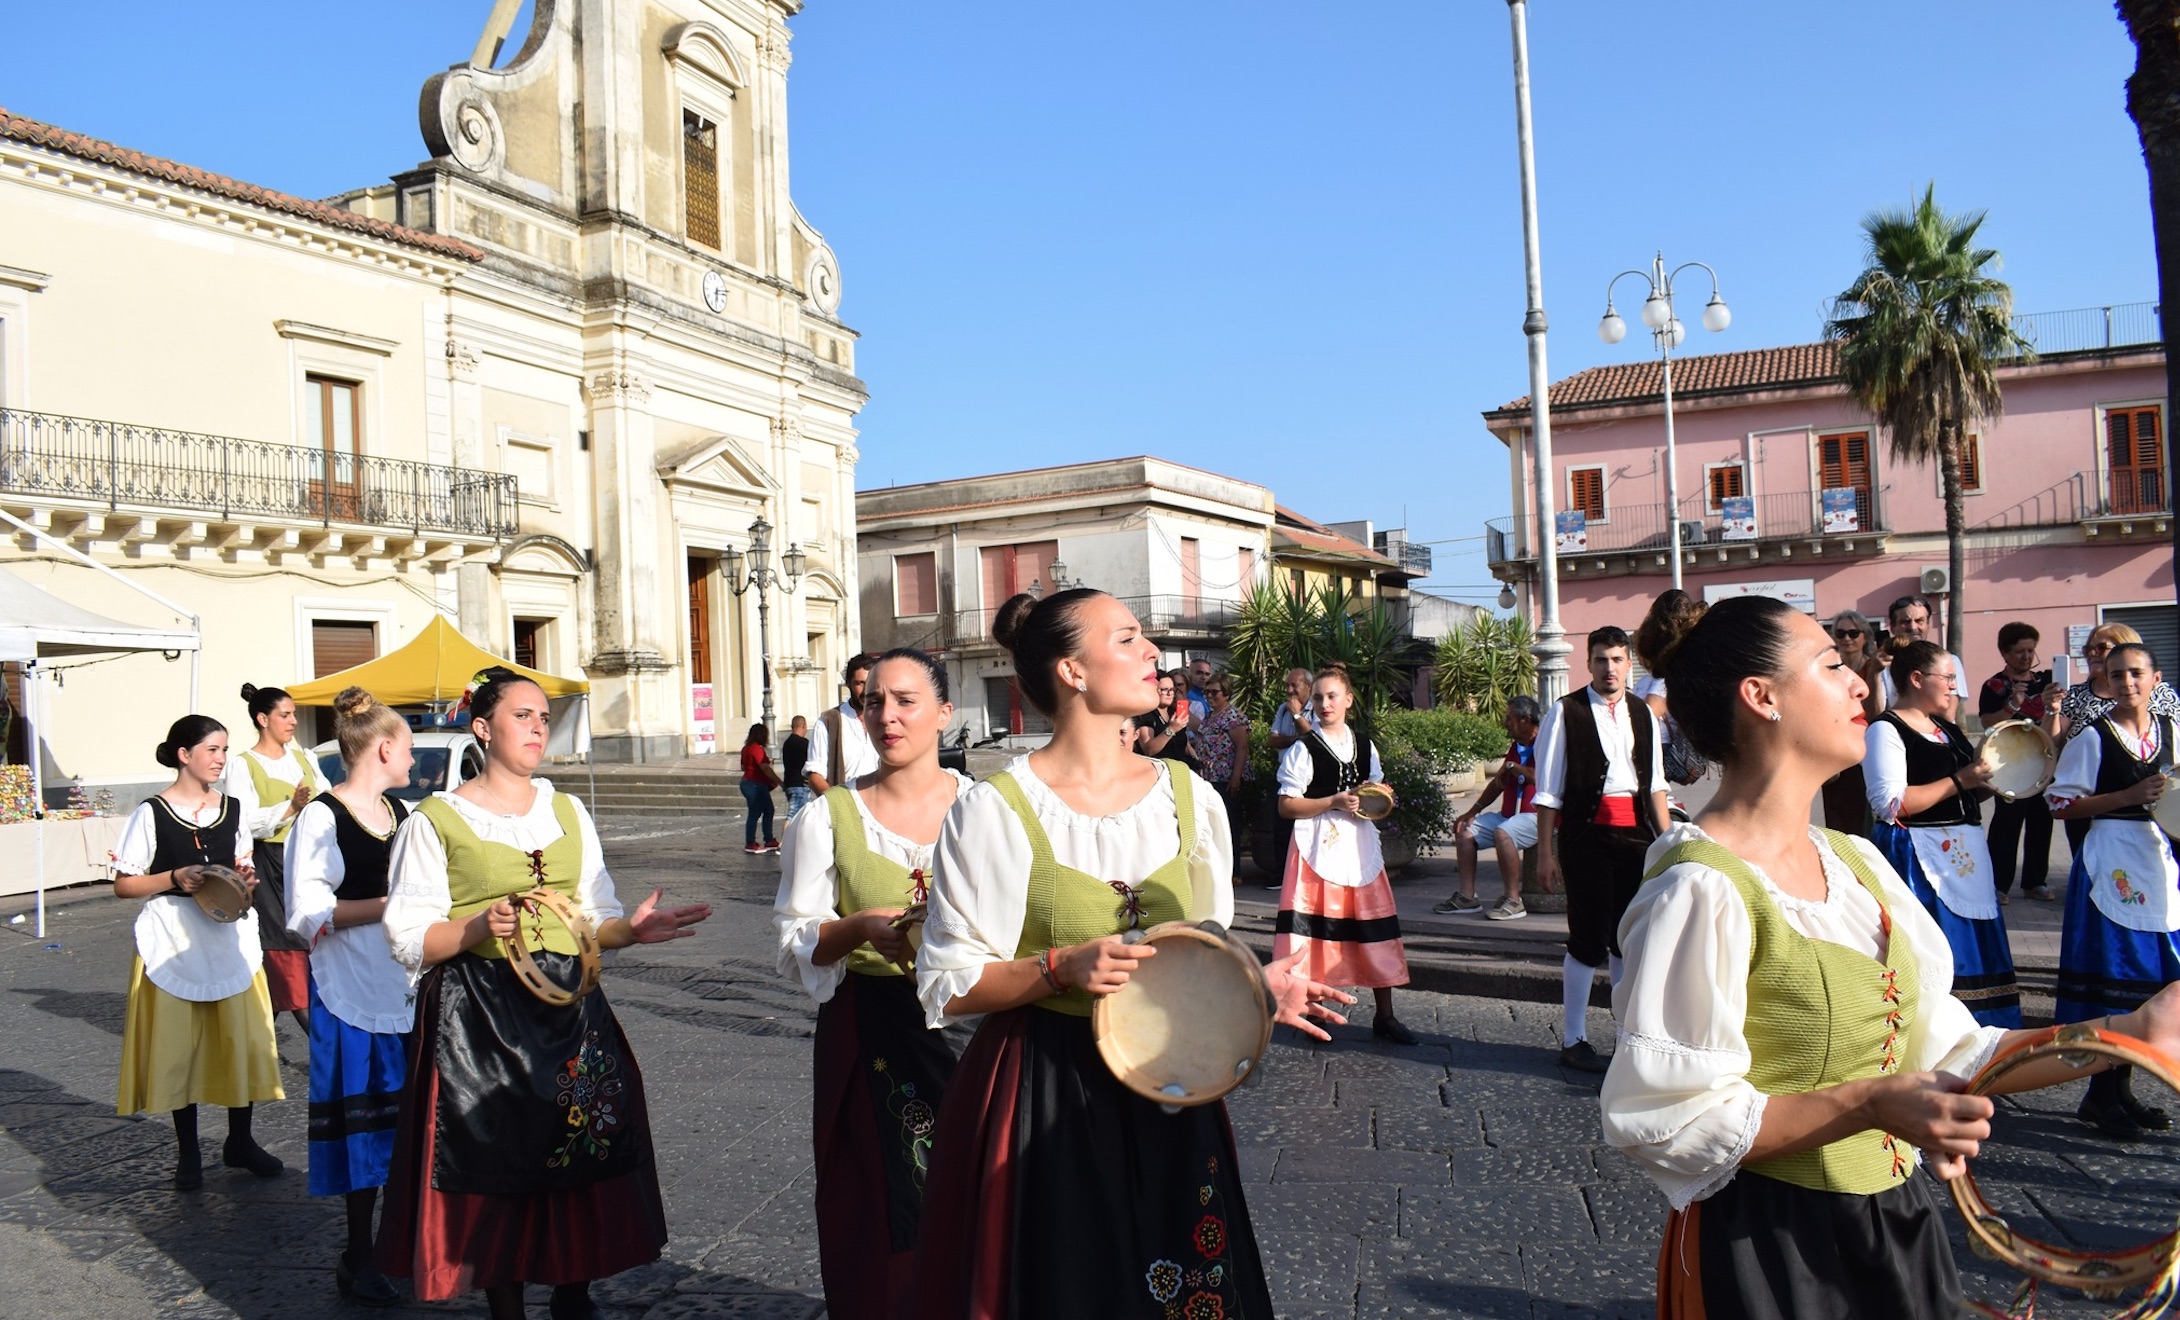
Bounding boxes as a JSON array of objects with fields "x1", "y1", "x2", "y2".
[{"x1": 1271, "y1": 846, "x2": 1410, "y2": 989}]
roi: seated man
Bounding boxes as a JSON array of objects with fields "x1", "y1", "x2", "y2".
[{"x1": 1435, "y1": 695, "x2": 1542, "y2": 919}]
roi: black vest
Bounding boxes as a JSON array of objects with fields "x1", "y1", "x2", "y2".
[
  {"x1": 1300, "y1": 729, "x2": 1369, "y2": 798},
  {"x1": 318, "y1": 792, "x2": 410, "y2": 901},
  {"x1": 1874, "y1": 711, "x2": 1979, "y2": 827},
  {"x1": 2093, "y1": 715, "x2": 2174, "y2": 822},
  {"x1": 145, "y1": 795, "x2": 243, "y2": 874},
  {"x1": 1556, "y1": 689, "x2": 1658, "y2": 841}
]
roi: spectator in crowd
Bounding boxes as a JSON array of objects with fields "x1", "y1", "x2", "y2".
[
  {"x1": 1269, "y1": 667, "x2": 1316, "y2": 751},
  {"x1": 1191, "y1": 672, "x2": 1251, "y2": 882},
  {"x1": 1878, "y1": 595, "x2": 1967, "y2": 717},
  {"x1": 1132, "y1": 670, "x2": 1194, "y2": 767},
  {"x1": 1821, "y1": 609, "x2": 1886, "y2": 833},
  {"x1": 1980, "y1": 622, "x2": 2057, "y2": 902},
  {"x1": 1435, "y1": 695, "x2": 1542, "y2": 918},
  {"x1": 781, "y1": 715, "x2": 812, "y2": 820},
  {"x1": 741, "y1": 723, "x2": 781, "y2": 854},
  {"x1": 1186, "y1": 657, "x2": 1215, "y2": 720},
  {"x1": 806, "y1": 655, "x2": 878, "y2": 795}
]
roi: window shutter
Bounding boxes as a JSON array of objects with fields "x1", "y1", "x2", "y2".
[
  {"x1": 682, "y1": 112, "x2": 721, "y2": 249},
  {"x1": 1568, "y1": 468, "x2": 1604, "y2": 520},
  {"x1": 895, "y1": 552, "x2": 937, "y2": 616}
]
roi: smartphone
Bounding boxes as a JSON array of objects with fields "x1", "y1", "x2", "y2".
[{"x1": 2053, "y1": 655, "x2": 2072, "y2": 689}]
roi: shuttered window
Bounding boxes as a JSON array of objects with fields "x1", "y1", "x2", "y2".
[
  {"x1": 1817, "y1": 431, "x2": 1874, "y2": 526},
  {"x1": 682, "y1": 111, "x2": 721, "y2": 250},
  {"x1": 2106, "y1": 605, "x2": 2180, "y2": 676},
  {"x1": 895, "y1": 552, "x2": 938, "y2": 616},
  {"x1": 977, "y1": 541, "x2": 1058, "y2": 632},
  {"x1": 2106, "y1": 406, "x2": 2166, "y2": 515},
  {"x1": 1958, "y1": 434, "x2": 1982, "y2": 494},
  {"x1": 1567, "y1": 466, "x2": 1605, "y2": 521},
  {"x1": 1706, "y1": 463, "x2": 1746, "y2": 511},
  {"x1": 512, "y1": 618, "x2": 543, "y2": 673},
  {"x1": 312, "y1": 620, "x2": 377, "y2": 679},
  {"x1": 1236, "y1": 546, "x2": 1256, "y2": 590}
]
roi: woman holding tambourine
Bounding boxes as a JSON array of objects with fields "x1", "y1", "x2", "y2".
[
  {"x1": 1602, "y1": 597, "x2": 2180, "y2": 1316},
  {"x1": 773, "y1": 648, "x2": 970, "y2": 1320},
  {"x1": 911, "y1": 590, "x2": 1348, "y2": 1320},
  {"x1": 1862, "y1": 639, "x2": 2021, "y2": 1029},
  {"x1": 2048, "y1": 639, "x2": 2180, "y2": 1140},
  {"x1": 377, "y1": 668, "x2": 711, "y2": 1320},
  {"x1": 113, "y1": 714, "x2": 285, "y2": 1191},
  {"x1": 232, "y1": 682, "x2": 333, "y2": 1029}
]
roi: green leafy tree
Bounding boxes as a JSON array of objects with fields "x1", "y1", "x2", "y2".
[
  {"x1": 1824, "y1": 186, "x2": 2031, "y2": 655},
  {"x1": 2115, "y1": 2, "x2": 2180, "y2": 616},
  {"x1": 1222, "y1": 581, "x2": 1325, "y2": 718},
  {"x1": 1432, "y1": 613, "x2": 1537, "y2": 720}
]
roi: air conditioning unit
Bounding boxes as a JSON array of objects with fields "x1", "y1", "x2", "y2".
[
  {"x1": 1677, "y1": 520, "x2": 1706, "y2": 547},
  {"x1": 1920, "y1": 566, "x2": 1951, "y2": 595}
]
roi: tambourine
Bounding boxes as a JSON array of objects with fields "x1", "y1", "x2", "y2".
[
  {"x1": 1950, "y1": 1022, "x2": 2180, "y2": 1310},
  {"x1": 1092, "y1": 920, "x2": 1275, "y2": 1109},
  {"x1": 190, "y1": 865, "x2": 252, "y2": 924},
  {"x1": 505, "y1": 886, "x2": 602, "y2": 1007},
  {"x1": 1354, "y1": 782, "x2": 1396, "y2": 821},
  {"x1": 1977, "y1": 720, "x2": 2059, "y2": 802},
  {"x1": 2153, "y1": 774, "x2": 2180, "y2": 842}
]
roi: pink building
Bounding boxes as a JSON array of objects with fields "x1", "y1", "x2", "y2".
[{"x1": 1483, "y1": 303, "x2": 2177, "y2": 674}]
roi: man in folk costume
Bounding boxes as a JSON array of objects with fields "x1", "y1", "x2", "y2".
[
  {"x1": 1533, "y1": 626, "x2": 1668, "y2": 1072},
  {"x1": 805, "y1": 654, "x2": 880, "y2": 796}
]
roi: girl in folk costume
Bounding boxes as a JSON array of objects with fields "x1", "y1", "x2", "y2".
[
  {"x1": 231, "y1": 682, "x2": 333, "y2": 1030},
  {"x1": 2049, "y1": 640, "x2": 2180, "y2": 1140},
  {"x1": 283, "y1": 687, "x2": 416, "y2": 1307},
  {"x1": 1863, "y1": 641, "x2": 2022, "y2": 1028},
  {"x1": 113, "y1": 714, "x2": 285, "y2": 1190},
  {"x1": 377, "y1": 669, "x2": 712, "y2": 1320},
  {"x1": 1601, "y1": 596, "x2": 2180, "y2": 1315},
  {"x1": 1274, "y1": 663, "x2": 1417, "y2": 1045},
  {"x1": 911, "y1": 590, "x2": 1350, "y2": 1320},
  {"x1": 773, "y1": 648, "x2": 971, "y2": 1320}
]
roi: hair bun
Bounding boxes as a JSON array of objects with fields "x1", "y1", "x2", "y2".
[
  {"x1": 239, "y1": 683, "x2": 259, "y2": 702},
  {"x1": 153, "y1": 741, "x2": 179, "y2": 769},
  {"x1": 990, "y1": 593, "x2": 1039, "y2": 655},
  {"x1": 332, "y1": 686, "x2": 376, "y2": 719}
]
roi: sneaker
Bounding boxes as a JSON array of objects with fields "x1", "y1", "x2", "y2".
[
  {"x1": 762, "y1": 838, "x2": 782, "y2": 853},
  {"x1": 2024, "y1": 884, "x2": 2057, "y2": 902},
  {"x1": 1557, "y1": 1040, "x2": 1610, "y2": 1073},
  {"x1": 1432, "y1": 893, "x2": 1482, "y2": 915},
  {"x1": 1485, "y1": 897, "x2": 1528, "y2": 922},
  {"x1": 744, "y1": 843, "x2": 765, "y2": 855}
]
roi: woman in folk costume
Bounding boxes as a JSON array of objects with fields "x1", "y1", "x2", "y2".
[
  {"x1": 232, "y1": 681, "x2": 333, "y2": 1030},
  {"x1": 2048, "y1": 640, "x2": 2180, "y2": 1140},
  {"x1": 1274, "y1": 663, "x2": 1417, "y2": 1045},
  {"x1": 1601, "y1": 596, "x2": 2180, "y2": 1316},
  {"x1": 911, "y1": 590, "x2": 1349, "y2": 1320},
  {"x1": 113, "y1": 714, "x2": 285, "y2": 1190},
  {"x1": 1862, "y1": 640, "x2": 2021, "y2": 1028},
  {"x1": 377, "y1": 669, "x2": 712, "y2": 1320},
  {"x1": 283, "y1": 687, "x2": 416, "y2": 1307},
  {"x1": 774, "y1": 648, "x2": 970, "y2": 1320}
]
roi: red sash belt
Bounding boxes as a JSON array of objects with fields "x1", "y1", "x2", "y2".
[{"x1": 1592, "y1": 794, "x2": 1637, "y2": 828}]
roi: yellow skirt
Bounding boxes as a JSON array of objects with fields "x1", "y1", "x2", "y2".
[{"x1": 116, "y1": 957, "x2": 284, "y2": 1115}]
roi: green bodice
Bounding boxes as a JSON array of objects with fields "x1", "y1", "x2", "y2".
[
  {"x1": 245, "y1": 746, "x2": 315, "y2": 844},
  {"x1": 418, "y1": 792, "x2": 587, "y2": 960},
  {"x1": 825, "y1": 785, "x2": 932, "y2": 979}
]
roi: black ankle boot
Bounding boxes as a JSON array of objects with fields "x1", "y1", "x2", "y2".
[
  {"x1": 2080, "y1": 1067, "x2": 2148, "y2": 1140},
  {"x1": 2116, "y1": 1064, "x2": 2173, "y2": 1131},
  {"x1": 336, "y1": 1249, "x2": 400, "y2": 1307},
  {"x1": 548, "y1": 1283, "x2": 601, "y2": 1320},
  {"x1": 172, "y1": 1106, "x2": 202, "y2": 1191}
]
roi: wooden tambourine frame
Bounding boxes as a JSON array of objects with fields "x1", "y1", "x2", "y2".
[
  {"x1": 505, "y1": 886, "x2": 602, "y2": 1006},
  {"x1": 1354, "y1": 782, "x2": 1396, "y2": 821},
  {"x1": 190, "y1": 865, "x2": 251, "y2": 924},
  {"x1": 1951, "y1": 1022, "x2": 2180, "y2": 1310},
  {"x1": 1976, "y1": 719, "x2": 2059, "y2": 803}
]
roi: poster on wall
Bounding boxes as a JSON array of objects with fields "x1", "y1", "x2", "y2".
[
  {"x1": 1554, "y1": 510, "x2": 1588, "y2": 553},
  {"x1": 1720, "y1": 496, "x2": 1758, "y2": 541},
  {"x1": 1703, "y1": 578, "x2": 1818, "y2": 615},
  {"x1": 1820, "y1": 488, "x2": 1861, "y2": 533},
  {"x1": 691, "y1": 683, "x2": 716, "y2": 754}
]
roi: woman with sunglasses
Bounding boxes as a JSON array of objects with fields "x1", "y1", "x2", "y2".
[
  {"x1": 2047, "y1": 623, "x2": 2180, "y2": 856},
  {"x1": 1820, "y1": 611, "x2": 1885, "y2": 833}
]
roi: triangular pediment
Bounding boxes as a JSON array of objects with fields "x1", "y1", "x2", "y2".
[{"x1": 656, "y1": 433, "x2": 777, "y2": 497}]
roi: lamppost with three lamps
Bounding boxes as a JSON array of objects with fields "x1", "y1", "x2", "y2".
[
  {"x1": 719, "y1": 515, "x2": 807, "y2": 735},
  {"x1": 1597, "y1": 253, "x2": 1731, "y2": 592}
]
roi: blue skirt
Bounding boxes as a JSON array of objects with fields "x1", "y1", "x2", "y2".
[
  {"x1": 1872, "y1": 822, "x2": 2022, "y2": 1029},
  {"x1": 2056, "y1": 849, "x2": 2180, "y2": 1023},
  {"x1": 307, "y1": 978, "x2": 408, "y2": 1197}
]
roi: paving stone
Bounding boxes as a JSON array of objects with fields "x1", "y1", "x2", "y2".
[
  {"x1": 1589, "y1": 1146, "x2": 1650, "y2": 1184},
  {"x1": 1260, "y1": 1228, "x2": 1361, "y2": 1306},
  {"x1": 1235, "y1": 1144, "x2": 1279, "y2": 1185},
  {"x1": 1227, "y1": 1104, "x2": 1373, "y2": 1149},
  {"x1": 1320, "y1": 1047, "x2": 1454, "y2": 1080},
  {"x1": 1583, "y1": 1181, "x2": 1668, "y2": 1248},
  {"x1": 1401, "y1": 1186, "x2": 1595, "y2": 1242},
  {"x1": 1372, "y1": 1106, "x2": 1484, "y2": 1152},
  {"x1": 688, "y1": 1236, "x2": 825, "y2": 1294},
  {"x1": 637, "y1": 1294, "x2": 825, "y2": 1320},
  {"x1": 1275, "y1": 1147, "x2": 1450, "y2": 1186},
  {"x1": 1355, "y1": 1239, "x2": 1528, "y2": 1318},
  {"x1": 1336, "y1": 1078, "x2": 1451, "y2": 1109},
  {"x1": 1518, "y1": 1242, "x2": 1657, "y2": 1315},
  {"x1": 1232, "y1": 1075, "x2": 1335, "y2": 1109},
  {"x1": 1479, "y1": 1102, "x2": 1605, "y2": 1149},
  {"x1": 1246, "y1": 1181, "x2": 1399, "y2": 1236},
  {"x1": 1449, "y1": 1145, "x2": 1598, "y2": 1187}
]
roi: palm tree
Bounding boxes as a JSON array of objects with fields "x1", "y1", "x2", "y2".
[
  {"x1": 2115, "y1": 2, "x2": 2180, "y2": 614},
  {"x1": 1825, "y1": 185, "x2": 2032, "y2": 655}
]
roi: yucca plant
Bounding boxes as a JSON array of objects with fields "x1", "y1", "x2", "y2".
[
  {"x1": 1223, "y1": 581, "x2": 1325, "y2": 717},
  {"x1": 1432, "y1": 613, "x2": 1537, "y2": 721}
]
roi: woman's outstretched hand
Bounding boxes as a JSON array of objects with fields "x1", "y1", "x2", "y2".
[
  {"x1": 1264, "y1": 947, "x2": 1355, "y2": 1042},
  {"x1": 629, "y1": 889, "x2": 713, "y2": 944}
]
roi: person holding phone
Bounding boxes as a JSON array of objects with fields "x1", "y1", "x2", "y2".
[{"x1": 1978, "y1": 622, "x2": 2056, "y2": 902}]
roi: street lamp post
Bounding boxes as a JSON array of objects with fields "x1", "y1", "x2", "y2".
[
  {"x1": 1505, "y1": 0, "x2": 1570, "y2": 702},
  {"x1": 720, "y1": 515, "x2": 808, "y2": 734},
  {"x1": 1598, "y1": 253, "x2": 1731, "y2": 592}
]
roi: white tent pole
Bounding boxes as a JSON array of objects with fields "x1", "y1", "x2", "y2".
[
  {"x1": 0, "y1": 508, "x2": 202, "y2": 709},
  {"x1": 25, "y1": 661, "x2": 45, "y2": 940}
]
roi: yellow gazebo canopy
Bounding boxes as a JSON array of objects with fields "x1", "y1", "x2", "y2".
[{"x1": 286, "y1": 615, "x2": 588, "y2": 706}]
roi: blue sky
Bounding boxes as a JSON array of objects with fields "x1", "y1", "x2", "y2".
[{"x1": 1, "y1": 3, "x2": 2154, "y2": 603}]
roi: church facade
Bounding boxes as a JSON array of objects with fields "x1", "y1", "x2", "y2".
[{"x1": 0, "y1": 0, "x2": 865, "y2": 786}]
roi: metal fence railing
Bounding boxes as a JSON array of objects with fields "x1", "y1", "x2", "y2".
[
  {"x1": 2009, "y1": 301, "x2": 2160, "y2": 356},
  {"x1": 1486, "y1": 490, "x2": 1888, "y2": 564},
  {"x1": 0, "y1": 407, "x2": 519, "y2": 539}
]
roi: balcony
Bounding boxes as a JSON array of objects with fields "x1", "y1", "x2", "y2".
[
  {"x1": 942, "y1": 593, "x2": 1244, "y2": 650},
  {"x1": 0, "y1": 407, "x2": 517, "y2": 561},
  {"x1": 1486, "y1": 490, "x2": 1891, "y2": 581}
]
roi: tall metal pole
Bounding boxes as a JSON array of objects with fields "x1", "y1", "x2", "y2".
[
  {"x1": 756, "y1": 577, "x2": 776, "y2": 735},
  {"x1": 1660, "y1": 346, "x2": 1683, "y2": 591},
  {"x1": 1507, "y1": 0, "x2": 1569, "y2": 702}
]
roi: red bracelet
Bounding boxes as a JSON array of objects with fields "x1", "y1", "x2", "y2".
[{"x1": 1039, "y1": 949, "x2": 1068, "y2": 994}]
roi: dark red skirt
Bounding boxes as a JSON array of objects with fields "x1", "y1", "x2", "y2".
[
  {"x1": 910, "y1": 1006, "x2": 1273, "y2": 1320},
  {"x1": 375, "y1": 954, "x2": 667, "y2": 1301},
  {"x1": 814, "y1": 972, "x2": 959, "y2": 1320},
  {"x1": 250, "y1": 840, "x2": 311, "y2": 1012}
]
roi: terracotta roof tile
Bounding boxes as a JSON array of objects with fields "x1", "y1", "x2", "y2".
[
  {"x1": 1270, "y1": 505, "x2": 1403, "y2": 570},
  {"x1": 1, "y1": 109, "x2": 485, "y2": 262},
  {"x1": 1491, "y1": 341, "x2": 1842, "y2": 416}
]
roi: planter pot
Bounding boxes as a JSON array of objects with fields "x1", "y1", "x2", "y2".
[
  {"x1": 1519, "y1": 843, "x2": 1568, "y2": 912},
  {"x1": 1431, "y1": 768, "x2": 1479, "y2": 797},
  {"x1": 1381, "y1": 832, "x2": 1418, "y2": 876}
]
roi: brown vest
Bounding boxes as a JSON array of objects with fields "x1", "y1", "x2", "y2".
[{"x1": 1556, "y1": 688, "x2": 1659, "y2": 843}]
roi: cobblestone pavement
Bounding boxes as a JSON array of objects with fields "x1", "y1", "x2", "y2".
[{"x1": 0, "y1": 817, "x2": 2166, "y2": 1318}]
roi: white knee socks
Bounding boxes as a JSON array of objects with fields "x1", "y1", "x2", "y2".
[{"x1": 1562, "y1": 953, "x2": 1592, "y2": 1047}]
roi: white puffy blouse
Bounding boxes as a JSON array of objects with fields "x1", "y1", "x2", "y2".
[
  {"x1": 382, "y1": 781, "x2": 621, "y2": 985},
  {"x1": 1601, "y1": 822, "x2": 2007, "y2": 1209},
  {"x1": 113, "y1": 797, "x2": 261, "y2": 1002},
  {"x1": 773, "y1": 771, "x2": 975, "y2": 1003},
  {"x1": 916, "y1": 755, "x2": 1233, "y2": 1028},
  {"x1": 283, "y1": 797, "x2": 415, "y2": 1034},
  {"x1": 226, "y1": 745, "x2": 332, "y2": 842}
]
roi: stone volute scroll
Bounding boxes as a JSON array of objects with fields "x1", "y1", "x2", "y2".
[{"x1": 419, "y1": 0, "x2": 566, "y2": 185}]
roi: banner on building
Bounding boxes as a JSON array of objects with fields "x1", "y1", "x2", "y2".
[
  {"x1": 691, "y1": 683, "x2": 716, "y2": 753},
  {"x1": 1554, "y1": 510, "x2": 1588, "y2": 553},
  {"x1": 1720, "y1": 496, "x2": 1757, "y2": 541},
  {"x1": 1703, "y1": 578, "x2": 1817, "y2": 615},
  {"x1": 1820, "y1": 487, "x2": 1860, "y2": 533}
]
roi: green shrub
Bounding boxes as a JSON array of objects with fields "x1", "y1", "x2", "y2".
[
  {"x1": 1377, "y1": 748, "x2": 1455, "y2": 853},
  {"x1": 1377, "y1": 708, "x2": 1507, "y2": 774}
]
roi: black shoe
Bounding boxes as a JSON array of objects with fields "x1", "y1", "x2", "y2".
[
  {"x1": 222, "y1": 1137, "x2": 284, "y2": 1177},
  {"x1": 548, "y1": 1284, "x2": 602, "y2": 1320},
  {"x1": 1372, "y1": 1017, "x2": 1419, "y2": 1046},
  {"x1": 2079, "y1": 1094, "x2": 2148, "y2": 1140},
  {"x1": 1558, "y1": 1040, "x2": 1611, "y2": 1073},
  {"x1": 173, "y1": 1158, "x2": 203, "y2": 1192},
  {"x1": 337, "y1": 1252, "x2": 400, "y2": 1308},
  {"x1": 2121, "y1": 1093, "x2": 2173, "y2": 1132}
]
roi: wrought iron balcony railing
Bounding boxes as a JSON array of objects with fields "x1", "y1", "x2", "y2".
[
  {"x1": 1485, "y1": 490, "x2": 1888, "y2": 565},
  {"x1": 0, "y1": 407, "x2": 519, "y2": 540}
]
